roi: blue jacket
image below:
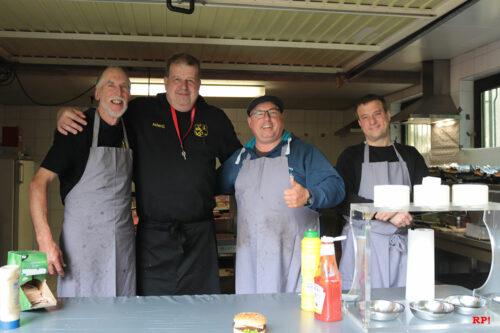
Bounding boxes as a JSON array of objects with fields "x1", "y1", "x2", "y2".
[{"x1": 217, "y1": 130, "x2": 345, "y2": 211}]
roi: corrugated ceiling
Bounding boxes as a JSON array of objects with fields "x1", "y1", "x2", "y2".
[{"x1": 0, "y1": 0, "x2": 466, "y2": 73}]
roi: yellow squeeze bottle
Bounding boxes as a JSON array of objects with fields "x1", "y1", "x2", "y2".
[{"x1": 301, "y1": 229, "x2": 321, "y2": 311}]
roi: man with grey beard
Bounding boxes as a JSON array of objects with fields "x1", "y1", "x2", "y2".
[{"x1": 29, "y1": 66, "x2": 136, "y2": 297}]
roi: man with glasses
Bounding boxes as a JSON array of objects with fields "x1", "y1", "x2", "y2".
[{"x1": 217, "y1": 95, "x2": 345, "y2": 294}]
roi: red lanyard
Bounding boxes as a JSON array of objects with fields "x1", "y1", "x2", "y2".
[{"x1": 170, "y1": 105, "x2": 196, "y2": 160}]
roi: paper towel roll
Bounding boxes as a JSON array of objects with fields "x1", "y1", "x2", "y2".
[{"x1": 406, "y1": 228, "x2": 435, "y2": 301}]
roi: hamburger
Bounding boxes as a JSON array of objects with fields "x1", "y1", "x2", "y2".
[{"x1": 233, "y1": 312, "x2": 266, "y2": 333}]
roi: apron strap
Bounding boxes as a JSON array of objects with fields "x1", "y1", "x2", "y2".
[
  {"x1": 285, "y1": 136, "x2": 292, "y2": 156},
  {"x1": 121, "y1": 118, "x2": 130, "y2": 149},
  {"x1": 391, "y1": 143, "x2": 412, "y2": 189},
  {"x1": 391, "y1": 143, "x2": 403, "y2": 161},
  {"x1": 363, "y1": 141, "x2": 369, "y2": 163},
  {"x1": 92, "y1": 110, "x2": 100, "y2": 148},
  {"x1": 92, "y1": 110, "x2": 129, "y2": 149},
  {"x1": 235, "y1": 148, "x2": 246, "y2": 165}
]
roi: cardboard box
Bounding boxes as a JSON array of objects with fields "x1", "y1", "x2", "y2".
[{"x1": 7, "y1": 251, "x2": 57, "y2": 311}]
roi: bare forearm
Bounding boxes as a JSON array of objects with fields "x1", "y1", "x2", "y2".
[
  {"x1": 29, "y1": 168, "x2": 65, "y2": 275},
  {"x1": 30, "y1": 177, "x2": 54, "y2": 247}
]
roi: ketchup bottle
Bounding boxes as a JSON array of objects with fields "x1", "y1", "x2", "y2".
[{"x1": 314, "y1": 236, "x2": 342, "y2": 322}]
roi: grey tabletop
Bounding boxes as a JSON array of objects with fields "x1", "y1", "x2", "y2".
[{"x1": 11, "y1": 285, "x2": 500, "y2": 332}]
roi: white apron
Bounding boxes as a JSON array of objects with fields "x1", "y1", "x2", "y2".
[
  {"x1": 234, "y1": 141, "x2": 319, "y2": 294},
  {"x1": 339, "y1": 143, "x2": 411, "y2": 289},
  {"x1": 58, "y1": 111, "x2": 135, "y2": 297}
]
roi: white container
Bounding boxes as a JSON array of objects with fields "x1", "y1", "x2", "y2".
[
  {"x1": 373, "y1": 185, "x2": 410, "y2": 207},
  {"x1": 452, "y1": 184, "x2": 489, "y2": 206},
  {"x1": 0, "y1": 265, "x2": 20, "y2": 330},
  {"x1": 413, "y1": 184, "x2": 450, "y2": 206}
]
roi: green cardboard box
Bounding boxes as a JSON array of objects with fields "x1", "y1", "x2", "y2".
[{"x1": 7, "y1": 250, "x2": 57, "y2": 311}]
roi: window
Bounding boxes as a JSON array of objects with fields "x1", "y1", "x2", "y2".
[
  {"x1": 406, "y1": 124, "x2": 431, "y2": 154},
  {"x1": 480, "y1": 88, "x2": 499, "y2": 147},
  {"x1": 474, "y1": 73, "x2": 500, "y2": 147}
]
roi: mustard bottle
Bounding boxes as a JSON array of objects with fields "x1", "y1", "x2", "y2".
[{"x1": 301, "y1": 229, "x2": 321, "y2": 311}]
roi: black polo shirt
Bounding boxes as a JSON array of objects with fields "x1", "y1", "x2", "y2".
[
  {"x1": 41, "y1": 108, "x2": 124, "y2": 204},
  {"x1": 124, "y1": 94, "x2": 241, "y2": 223}
]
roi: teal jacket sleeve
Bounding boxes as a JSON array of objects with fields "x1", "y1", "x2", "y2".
[
  {"x1": 288, "y1": 139, "x2": 345, "y2": 211},
  {"x1": 216, "y1": 147, "x2": 244, "y2": 195}
]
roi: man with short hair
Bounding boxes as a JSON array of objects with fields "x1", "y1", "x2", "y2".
[
  {"x1": 30, "y1": 66, "x2": 135, "y2": 297},
  {"x1": 217, "y1": 95, "x2": 345, "y2": 294},
  {"x1": 57, "y1": 54, "x2": 242, "y2": 295},
  {"x1": 336, "y1": 94, "x2": 429, "y2": 290}
]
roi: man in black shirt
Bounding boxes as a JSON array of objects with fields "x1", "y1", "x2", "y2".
[
  {"x1": 336, "y1": 94, "x2": 428, "y2": 289},
  {"x1": 57, "y1": 54, "x2": 242, "y2": 295},
  {"x1": 30, "y1": 67, "x2": 136, "y2": 297}
]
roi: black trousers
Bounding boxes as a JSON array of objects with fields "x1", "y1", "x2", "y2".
[{"x1": 136, "y1": 219, "x2": 220, "y2": 296}]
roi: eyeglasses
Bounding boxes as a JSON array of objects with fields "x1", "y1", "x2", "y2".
[{"x1": 251, "y1": 108, "x2": 282, "y2": 119}]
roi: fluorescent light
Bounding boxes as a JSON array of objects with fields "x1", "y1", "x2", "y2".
[
  {"x1": 131, "y1": 83, "x2": 165, "y2": 96},
  {"x1": 434, "y1": 119, "x2": 456, "y2": 127},
  {"x1": 130, "y1": 78, "x2": 265, "y2": 98},
  {"x1": 200, "y1": 85, "x2": 265, "y2": 97}
]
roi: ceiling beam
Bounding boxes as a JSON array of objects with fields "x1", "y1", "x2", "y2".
[
  {"x1": 350, "y1": 70, "x2": 420, "y2": 85},
  {"x1": 0, "y1": 46, "x2": 12, "y2": 61},
  {"x1": 344, "y1": 0, "x2": 477, "y2": 80},
  {"x1": 72, "y1": 0, "x2": 437, "y2": 18},
  {"x1": 11, "y1": 56, "x2": 343, "y2": 74},
  {"x1": 0, "y1": 31, "x2": 380, "y2": 52}
]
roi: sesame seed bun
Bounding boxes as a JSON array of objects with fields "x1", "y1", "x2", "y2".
[{"x1": 233, "y1": 312, "x2": 266, "y2": 333}]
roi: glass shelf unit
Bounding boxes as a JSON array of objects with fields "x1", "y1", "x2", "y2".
[{"x1": 344, "y1": 202, "x2": 500, "y2": 331}]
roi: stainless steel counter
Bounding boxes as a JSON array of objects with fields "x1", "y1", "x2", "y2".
[{"x1": 14, "y1": 285, "x2": 500, "y2": 332}]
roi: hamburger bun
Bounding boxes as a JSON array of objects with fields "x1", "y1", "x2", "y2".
[{"x1": 233, "y1": 312, "x2": 266, "y2": 333}]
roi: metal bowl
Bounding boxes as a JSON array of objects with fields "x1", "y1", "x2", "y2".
[
  {"x1": 369, "y1": 300, "x2": 405, "y2": 321},
  {"x1": 484, "y1": 293, "x2": 500, "y2": 304},
  {"x1": 445, "y1": 295, "x2": 487, "y2": 315},
  {"x1": 409, "y1": 300, "x2": 454, "y2": 321}
]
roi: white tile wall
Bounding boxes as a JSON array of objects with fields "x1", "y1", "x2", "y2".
[{"x1": 450, "y1": 38, "x2": 500, "y2": 148}]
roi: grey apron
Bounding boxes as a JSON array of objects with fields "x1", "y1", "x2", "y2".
[
  {"x1": 58, "y1": 111, "x2": 135, "y2": 297},
  {"x1": 339, "y1": 143, "x2": 411, "y2": 289},
  {"x1": 234, "y1": 140, "x2": 319, "y2": 294}
]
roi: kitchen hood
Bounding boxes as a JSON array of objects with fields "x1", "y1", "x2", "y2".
[{"x1": 391, "y1": 60, "x2": 460, "y2": 124}]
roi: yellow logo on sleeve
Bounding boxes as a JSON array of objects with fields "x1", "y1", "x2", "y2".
[
  {"x1": 152, "y1": 122, "x2": 165, "y2": 129},
  {"x1": 194, "y1": 123, "x2": 208, "y2": 137}
]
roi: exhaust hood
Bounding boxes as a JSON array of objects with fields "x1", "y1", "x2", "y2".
[{"x1": 391, "y1": 60, "x2": 460, "y2": 124}]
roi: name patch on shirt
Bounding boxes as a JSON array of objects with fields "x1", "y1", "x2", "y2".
[
  {"x1": 194, "y1": 123, "x2": 208, "y2": 137},
  {"x1": 152, "y1": 122, "x2": 165, "y2": 129}
]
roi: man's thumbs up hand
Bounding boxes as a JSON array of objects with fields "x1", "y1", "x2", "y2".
[{"x1": 284, "y1": 176, "x2": 310, "y2": 208}]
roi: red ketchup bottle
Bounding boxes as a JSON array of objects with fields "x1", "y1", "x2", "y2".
[{"x1": 314, "y1": 236, "x2": 342, "y2": 322}]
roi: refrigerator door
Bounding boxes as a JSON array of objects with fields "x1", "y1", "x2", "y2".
[
  {"x1": 0, "y1": 158, "x2": 35, "y2": 266},
  {"x1": 0, "y1": 157, "x2": 16, "y2": 266},
  {"x1": 17, "y1": 160, "x2": 35, "y2": 250}
]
